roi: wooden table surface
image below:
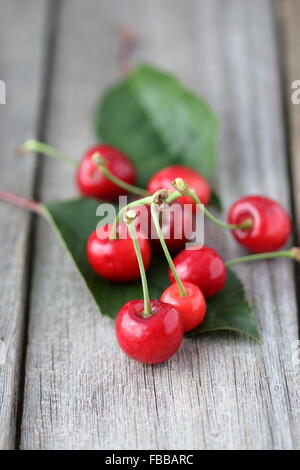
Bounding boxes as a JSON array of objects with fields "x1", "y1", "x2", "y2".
[{"x1": 0, "y1": 0, "x2": 299, "y2": 450}]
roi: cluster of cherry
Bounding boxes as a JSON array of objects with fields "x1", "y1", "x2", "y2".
[{"x1": 20, "y1": 140, "x2": 296, "y2": 365}]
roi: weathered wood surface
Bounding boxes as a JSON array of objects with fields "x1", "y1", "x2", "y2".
[
  {"x1": 0, "y1": 0, "x2": 299, "y2": 450},
  {"x1": 0, "y1": 0, "x2": 49, "y2": 449},
  {"x1": 279, "y1": 0, "x2": 300, "y2": 239}
]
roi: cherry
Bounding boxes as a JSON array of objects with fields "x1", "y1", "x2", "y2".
[
  {"x1": 129, "y1": 200, "x2": 151, "y2": 235},
  {"x1": 76, "y1": 144, "x2": 136, "y2": 201},
  {"x1": 116, "y1": 299, "x2": 183, "y2": 364},
  {"x1": 115, "y1": 210, "x2": 183, "y2": 364},
  {"x1": 169, "y1": 246, "x2": 227, "y2": 298},
  {"x1": 150, "y1": 203, "x2": 206, "y2": 332},
  {"x1": 18, "y1": 140, "x2": 142, "y2": 202},
  {"x1": 132, "y1": 200, "x2": 194, "y2": 253},
  {"x1": 86, "y1": 223, "x2": 151, "y2": 282},
  {"x1": 151, "y1": 201, "x2": 194, "y2": 252},
  {"x1": 228, "y1": 195, "x2": 292, "y2": 253},
  {"x1": 147, "y1": 165, "x2": 212, "y2": 209},
  {"x1": 160, "y1": 281, "x2": 206, "y2": 332}
]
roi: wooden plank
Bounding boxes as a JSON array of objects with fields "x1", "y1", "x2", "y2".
[
  {"x1": 278, "y1": 0, "x2": 300, "y2": 239},
  {"x1": 20, "y1": 0, "x2": 300, "y2": 449},
  {"x1": 0, "y1": 0, "x2": 49, "y2": 449}
]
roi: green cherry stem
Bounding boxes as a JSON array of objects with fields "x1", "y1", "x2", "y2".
[
  {"x1": 225, "y1": 248, "x2": 300, "y2": 267},
  {"x1": 18, "y1": 140, "x2": 149, "y2": 197},
  {"x1": 188, "y1": 188, "x2": 252, "y2": 231},
  {"x1": 165, "y1": 190, "x2": 182, "y2": 204},
  {"x1": 171, "y1": 179, "x2": 252, "y2": 231},
  {"x1": 150, "y1": 203, "x2": 188, "y2": 298},
  {"x1": 92, "y1": 153, "x2": 148, "y2": 197},
  {"x1": 16, "y1": 147, "x2": 251, "y2": 232},
  {"x1": 17, "y1": 139, "x2": 78, "y2": 168},
  {"x1": 109, "y1": 195, "x2": 153, "y2": 240},
  {"x1": 126, "y1": 210, "x2": 152, "y2": 318},
  {"x1": 109, "y1": 189, "x2": 172, "y2": 240}
]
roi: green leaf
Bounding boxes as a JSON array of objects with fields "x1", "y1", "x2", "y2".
[
  {"x1": 95, "y1": 65, "x2": 218, "y2": 186},
  {"x1": 42, "y1": 197, "x2": 260, "y2": 341},
  {"x1": 43, "y1": 197, "x2": 169, "y2": 319},
  {"x1": 188, "y1": 269, "x2": 261, "y2": 342}
]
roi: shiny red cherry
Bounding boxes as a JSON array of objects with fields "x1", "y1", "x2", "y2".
[
  {"x1": 116, "y1": 299, "x2": 183, "y2": 364},
  {"x1": 228, "y1": 195, "x2": 292, "y2": 253},
  {"x1": 151, "y1": 201, "x2": 195, "y2": 252},
  {"x1": 169, "y1": 246, "x2": 227, "y2": 298},
  {"x1": 133, "y1": 201, "x2": 194, "y2": 252},
  {"x1": 160, "y1": 281, "x2": 206, "y2": 332},
  {"x1": 147, "y1": 165, "x2": 212, "y2": 208},
  {"x1": 76, "y1": 144, "x2": 136, "y2": 201},
  {"x1": 86, "y1": 223, "x2": 151, "y2": 282}
]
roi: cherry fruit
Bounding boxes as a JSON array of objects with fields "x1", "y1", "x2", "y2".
[
  {"x1": 169, "y1": 246, "x2": 227, "y2": 298},
  {"x1": 116, "y1": 299, "x2": 183, "y2": 364},
  {"x1": 151, "y1": 201, "x2": 195, "y2": 252},
  {"x1": 132, "y1": 200, "x2": 194, "y2": 252},
  {"x1": 147, "y1": 165, "x2": 212, "y2": 208},
  {"x1": 86, "y1": 223, "x2": 151, "y2": 282},
  {"x1": 228, "y1": 195, "x2": 292, "y2": 253},
  {"x1": 77, "y1": 144, "x2": 136, "y2": 201},
  {"x1": 160, "y1": 281, "x2": 206, "y2": 332}
]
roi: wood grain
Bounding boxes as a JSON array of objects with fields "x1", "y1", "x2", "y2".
[
  {"x1": 18, "y1": 0, "x2": 300, "y2": 449},
  {"x1": 278, "y1": 0, "x2": 300, "y2": 238},
  {"x1": 0, "y1": 0, "x2": 49, "y2": 449}
]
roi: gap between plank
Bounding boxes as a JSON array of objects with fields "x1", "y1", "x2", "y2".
[{"x1": 14, "y1": 0, "x2": 63, "y2": 449}]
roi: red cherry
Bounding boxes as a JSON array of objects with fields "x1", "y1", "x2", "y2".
[
  {"x1": 76, "y1": 144, "x2": 136, "y2": 201},
  {"x1": 151, "y1": 201, "x2": 194, "y2": 252},
  {"x1": 86, "y1": 223, "x2": 151, "y2": 282},
  {"x1": 147, "y1": 165, "x2": 212, "y2": 208},
  {"x1": 130, "y1": 201, "x2": 151, "y2": 236},
  {"x1": 116, "y1": 299, "x2": 183, "y2": 364},
  {"x1": 160, "y1": 281, "x2": 206, "y2": 332},
  {"x1": 133, "y1": 201, "x2": 194, "y2": 252},
  {"x1": 228, "y1": 195, "x2": 292, "y2": 253},
  {"x1": 169, "y1": 246, "x2": 227, "y2": 298}
]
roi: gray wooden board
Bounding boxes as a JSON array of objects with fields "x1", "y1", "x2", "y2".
[
  {"x1": 0, "y1": 0, "x2": 49, "y2": 449},
  {"x1": 10, "y1": 0, "x2": 300, "y2": 449},
  {"x1": 279, "y1": 0, "x2": 300, "y2": 243}
]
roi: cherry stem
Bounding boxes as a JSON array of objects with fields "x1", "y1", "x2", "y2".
[
  {"x1": 169, "y1": 182, "x2": 252, "y2": 231},
  {"x1": 109, "y1": 195, "x2": 152, "y2": 240},
  {"x1": 150, "y1": 204, "x2": 188, "y2": 298},
  {"x1": 92, "y1": 153, "x2": 148, "y2": 197},
  {"x1": 15, "y1": 148, "x2": 252, "y2": 232},
  {"x1": 110, "y1": 176, "x2": 253, "y2": 242},
  {"x1": 171, "y1": 178, "x2": 252, "y2": 230},
  {"x1": 17, "y1": 139, "x2": 78, "y2": 168},
  {"x1": 126, "y1": 211, "x2": 152, "y2": 318},
  {"x1": 110, "y1": 189, "x2": 173, "y2": 240},
  {"x1": 225, "y1": 248, "x2": 300, "y2": 267},
  {"x1": 187, "y1": 188, "x2": 252, "y2": 231},
  {"x1": 0, "y1": 190, "x2": 44, "y2": 216}
]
